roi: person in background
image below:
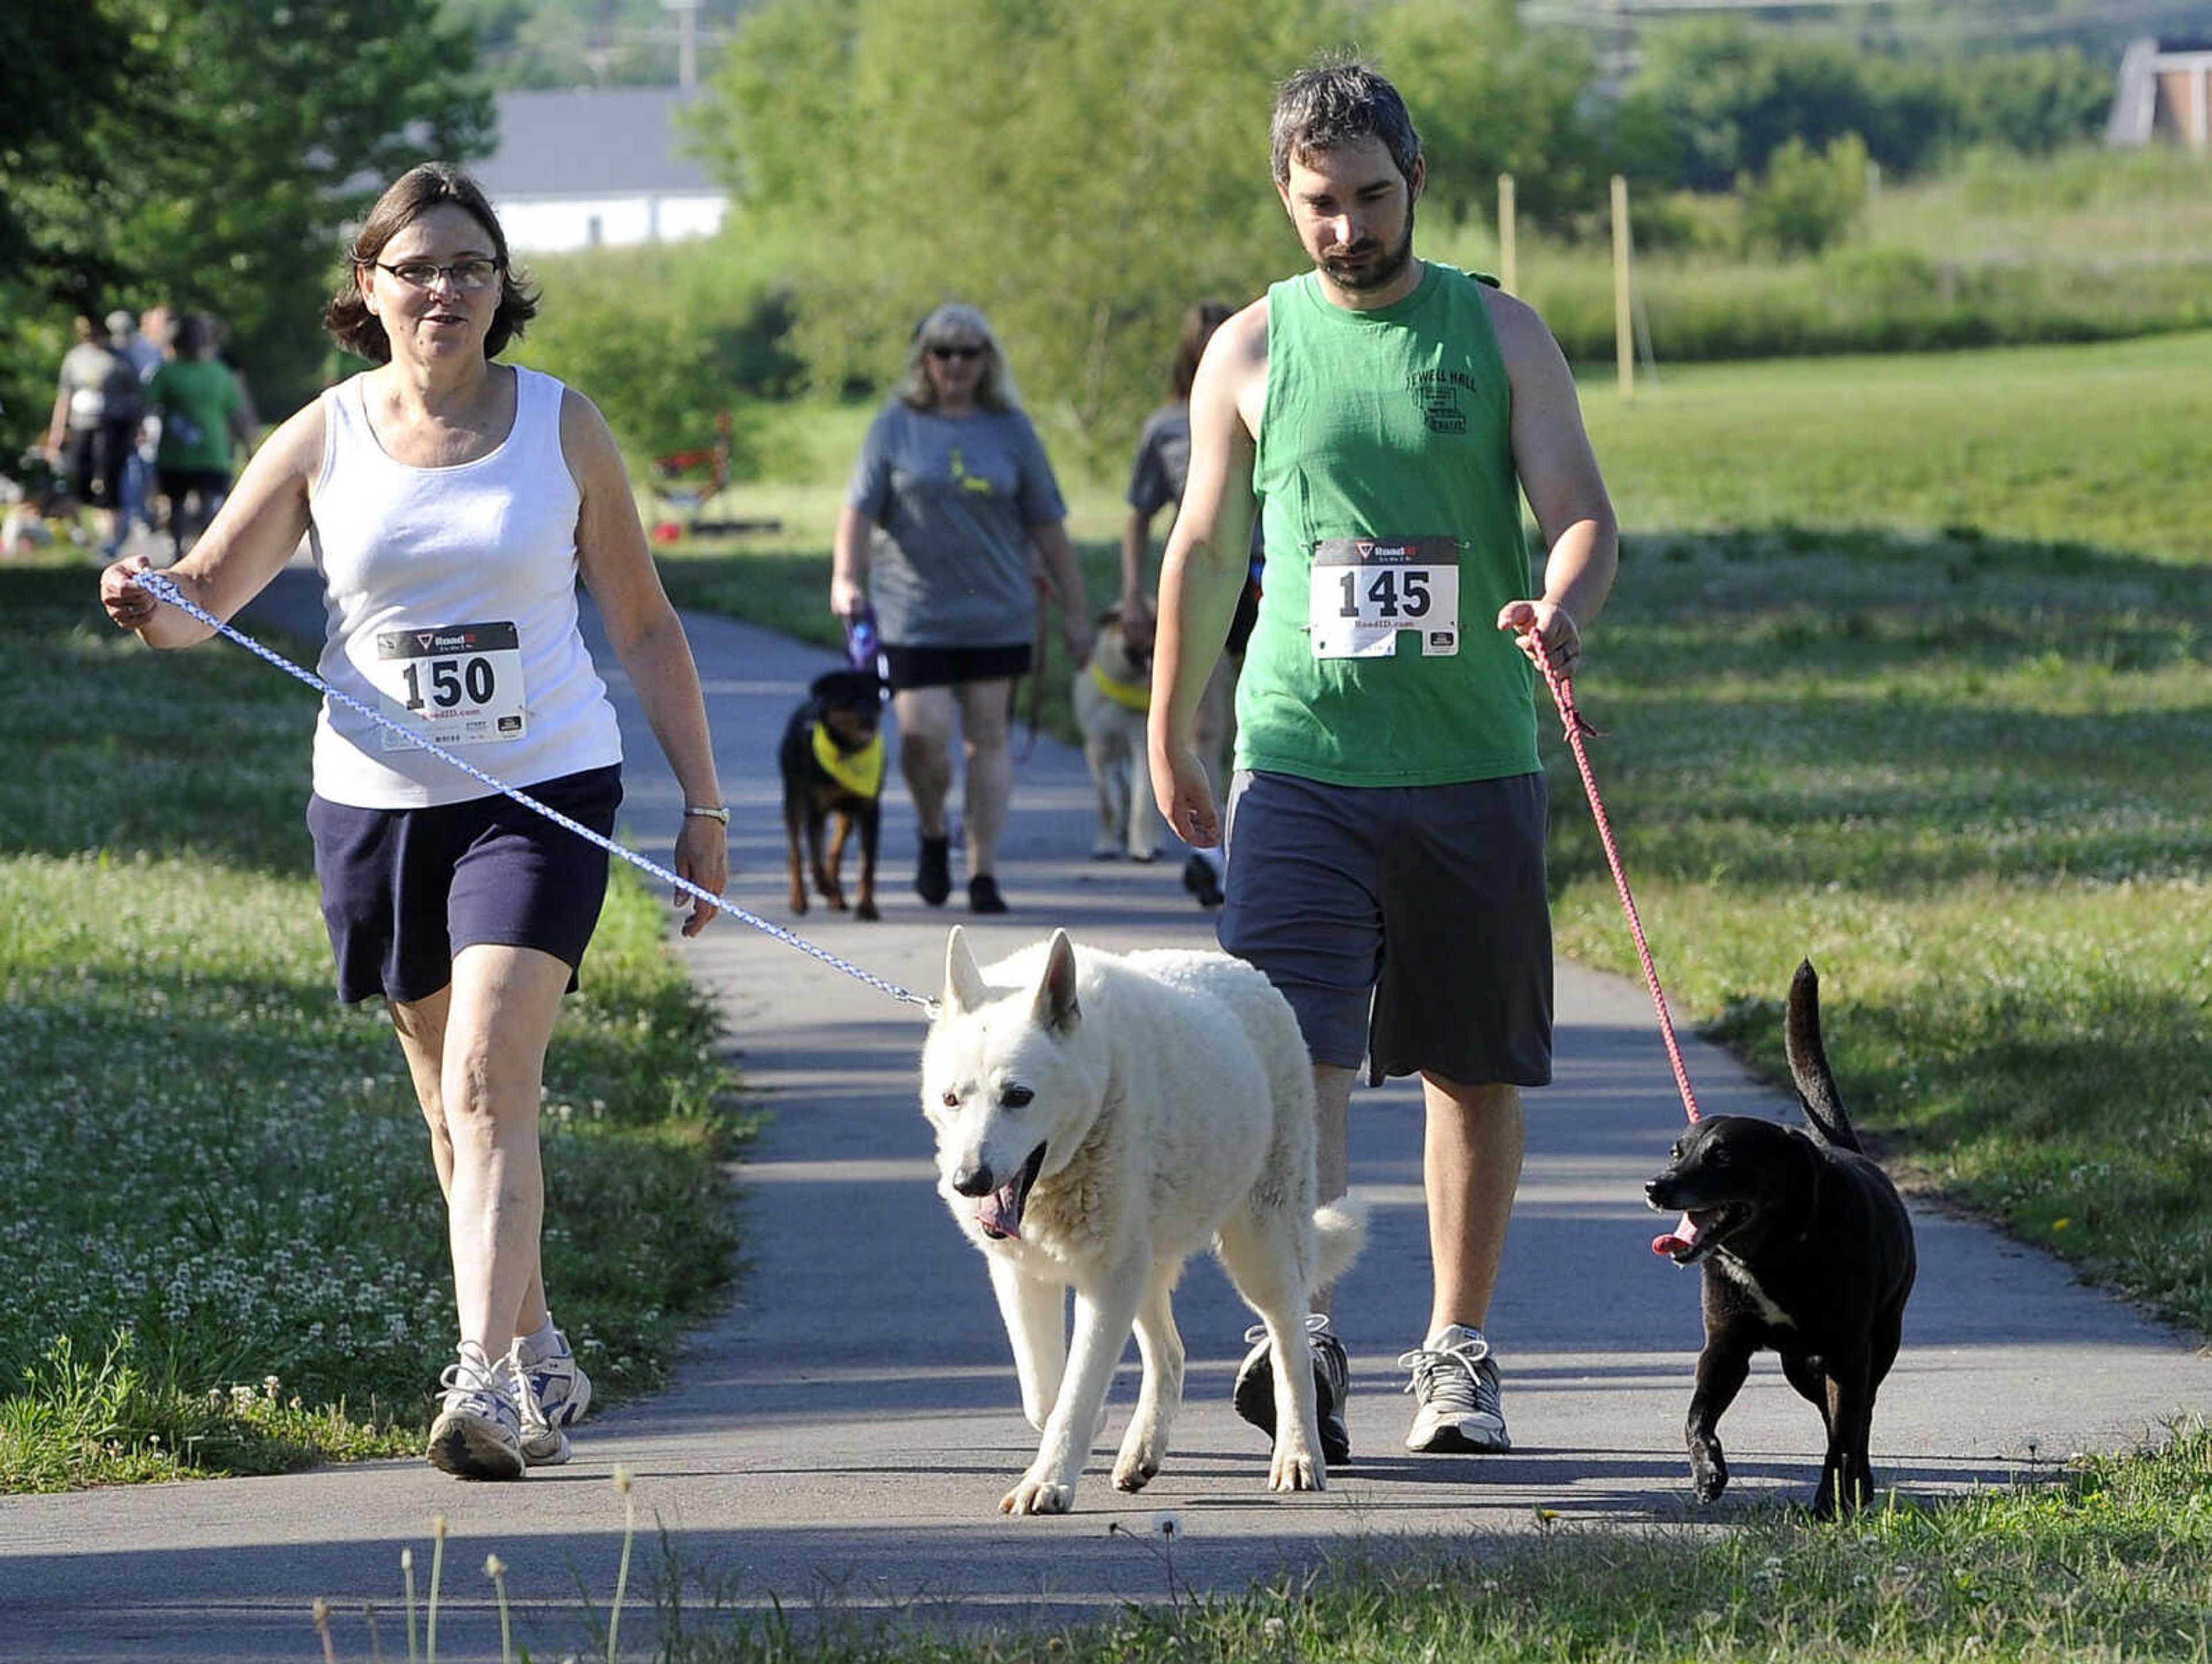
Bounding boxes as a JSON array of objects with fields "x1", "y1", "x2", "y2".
[
  {"x1": 144, "y1": 312, "x2": 255, "y2": 556},
  {"x1": 100, "y1": 161, "x2": 729, "y2": 1483},
  {"x1": 43, "y1": 314, "x2": 141, "y2": 556},
  {"x1": 1148, "y1": 61, "x2": 1618, "y2": 1467},
  {"x1": 106, "y1": 309, "x2": 162, "y2": 547},
  {"x1": 1122, "y1": 300, "x2": 1256, "y2": 910},
  {"x1": 831, "y1": 303, "x2": 1092, "y2": 915}
]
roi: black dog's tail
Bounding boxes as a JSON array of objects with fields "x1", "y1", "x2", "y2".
[{"x1": 1786, "y1": 959, "x2": 1861, "y2": 1152}]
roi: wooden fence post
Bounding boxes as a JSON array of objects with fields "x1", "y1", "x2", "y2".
[
  {"x1": 1611, "y1": 172, "x2": 1634, "y2": 403},
  {"x1": 1498, "y1": 172, "x2": 1518, "y2": 294}
]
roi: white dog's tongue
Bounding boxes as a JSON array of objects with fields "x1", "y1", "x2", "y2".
[
  {"x1": 978, "y1": 1178, "x2": 1025, "y2": 1240},
  {"x1": 1652, "y1": 1211, "x2": 1700, "y2": 1258}
]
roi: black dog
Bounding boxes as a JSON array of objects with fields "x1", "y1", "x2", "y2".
[
  {"x1": 779, "y1": 668, "x2": 887, "y2": 922},
  {"x1": 1645, "y1": 960, "x2": 1916, "y2": 1517}
]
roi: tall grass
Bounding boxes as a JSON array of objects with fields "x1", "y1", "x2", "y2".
[
  {"x1": 0, "y1": 564, "x2": 744, "y2": 1489},
  {"x1": 1427, "y1": 142, "x2": 2212, "y2": 368}
]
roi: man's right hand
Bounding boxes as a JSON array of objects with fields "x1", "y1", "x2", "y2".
[{"x1": 1149, "y1": 736, "x2": 1223, "y2": 850}]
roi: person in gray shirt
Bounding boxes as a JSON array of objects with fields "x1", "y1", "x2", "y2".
[{"x1": 832, "y1": 304, "x2": 1091, "y2": 914}]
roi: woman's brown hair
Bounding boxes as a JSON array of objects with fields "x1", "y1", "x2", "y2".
[
  {"x1": 323, "y1": 162, "x2": 539, "y2": 363},
  {"x1": 1170, "y1": 301, "x2": 1236, "y2": 401}
]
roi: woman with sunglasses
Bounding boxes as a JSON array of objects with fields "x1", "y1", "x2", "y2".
[
  {"x1": 832, "y1": 303, "x2": 1091, "y2": 914},
  {"x1": 97, "y1": 162, "x2": 728, "y2": 1481}
]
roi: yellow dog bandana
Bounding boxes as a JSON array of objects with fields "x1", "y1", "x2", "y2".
[
  {"x1": 1089, "y1": 656, "x2": 1150, "y2": 714},
  {"x1": 812, "y1": 723, "x2": 885, "y2": 798}
]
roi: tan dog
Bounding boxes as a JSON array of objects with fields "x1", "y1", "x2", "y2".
[{"x1": 1070, "y1": 605, "x2": 1162, "y2": 863}]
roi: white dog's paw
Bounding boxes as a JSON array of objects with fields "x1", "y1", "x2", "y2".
[
  {"x1": 1001, "y1": 1473, "x2": 1077, "y2": 1515},
  {"x1": 1268, "y1": 1449, "x2": 1326, "y2": 1492},
  {"x1": 1112, "y1": 1452, "x2": 1160, "y2": 1492}
]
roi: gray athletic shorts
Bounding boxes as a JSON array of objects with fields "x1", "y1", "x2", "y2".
[{"x1": 1218, "y1": 769, "x2": 1552, "y2": 1088}]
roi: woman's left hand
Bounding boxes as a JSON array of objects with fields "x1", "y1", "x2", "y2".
[
  {"x1": 1062, "y1": 613, "x2": 1094, "y2": 669},
  {"x1": 672, "y1": 816, "x2": 729, "y2": 937}
]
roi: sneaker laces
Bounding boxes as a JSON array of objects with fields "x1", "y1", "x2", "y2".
[
  {"x1": 503, "y1": 1348, "x2": 554, "y2": 1436},
  {"x1": 1397, "y1": 1332, "x2": 1498, "y2": 1415},
  {"x1": 1243, "y1": 1312, "x2": 1336, "y2": 1346},
  {"x1": 438, "y1": 1344, "x2": 516, "y2": 1421}
]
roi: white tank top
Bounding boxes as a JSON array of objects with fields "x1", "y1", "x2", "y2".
[{"x1": 306, "y1": 365, "x2": 622, "y2": 808}]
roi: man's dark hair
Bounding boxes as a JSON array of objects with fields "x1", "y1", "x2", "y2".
[
  {"x1": 1270, "y1": 59, "x2": 1422, "y2": 189},
  {"x1": 323, "y1": 162, "x2": 539, "y2": 363}
]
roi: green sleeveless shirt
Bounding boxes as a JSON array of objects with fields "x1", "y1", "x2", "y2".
[{"x1": 1239, "y1": 263, "x2": 1539, "y2": 787}]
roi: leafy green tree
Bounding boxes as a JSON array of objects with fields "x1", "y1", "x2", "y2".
[
  {"x1": 2, "y1": 0, "x2": 493, "y2": 455},
  {"x1": 1360, "y1": 0, "x2": 1608, "y2": 233},
  {"x1": 690, "y1": 0, "x2": 1349, "y2": 462},
  {"x1": 0, "y1": 3, "x2": 148, "y2": 450},
  {"x1": 1740, "y1": 132, "x2": 1872, "y2": 259}
]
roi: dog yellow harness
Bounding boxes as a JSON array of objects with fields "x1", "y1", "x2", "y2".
[
  {"x1": 810, "y1": 723, "x2": 885, "y2": 798},
  {"x1": 1088, "y1": 657, "x2": 1150, "y2": 714}
]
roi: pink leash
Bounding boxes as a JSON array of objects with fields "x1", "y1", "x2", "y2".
[{"x1": 1524, "y1": 634, "x2": 1705, "y2": 1260}]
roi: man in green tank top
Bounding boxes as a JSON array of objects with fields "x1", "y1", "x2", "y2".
[{"x1": 1148, "y1": 62, "x2": 1618, "y2": 1465}]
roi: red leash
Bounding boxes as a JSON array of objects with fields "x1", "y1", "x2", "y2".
[{"x1": 1528, "y1": 633, "x2": 1711, "y2": 1258}]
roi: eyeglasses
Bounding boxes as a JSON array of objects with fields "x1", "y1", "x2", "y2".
[
  {"x1": 370, "y1": 257, "x2": 504, "y2": 293},
  {"x1": 927, "y1": 343, "x2": 984, "y2": 362}
]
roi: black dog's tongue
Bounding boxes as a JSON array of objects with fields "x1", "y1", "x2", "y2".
[
  {"x1": 1653, "y1": 1211, "x2": 1700, "y2": 1259},
  {"x1": 978, "y1": 1177, "x2": 1025, "y2": 1240}
]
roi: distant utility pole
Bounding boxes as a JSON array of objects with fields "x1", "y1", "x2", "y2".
[{"x1": 664, "y1": 0, "x2": 700, "y2": 91}]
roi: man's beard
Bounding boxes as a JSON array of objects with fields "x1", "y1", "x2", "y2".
[{"x1": 1319, "y1": 198, "x2": 1416, "y2": 293}]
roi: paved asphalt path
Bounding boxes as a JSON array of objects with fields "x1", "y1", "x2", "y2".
[{"x1": 3, "y1": 568, "x2": 2203, "y2": 1661}]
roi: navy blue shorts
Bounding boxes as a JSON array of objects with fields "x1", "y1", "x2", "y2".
[
  {"x1": 1218, "y1": 769, "x2": 1552, "y2": 1088},
  {"x1": 306, "y1": 765, "x2": 623, "y2": 1006}
]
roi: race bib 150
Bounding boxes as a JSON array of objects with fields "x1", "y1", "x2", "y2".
[{"x1": 372, "y1": 620, "x2": 528, "y2": 749}]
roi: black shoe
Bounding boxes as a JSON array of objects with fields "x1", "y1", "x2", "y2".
[
  {"x1": 967, "y1": 873, "x2": 1007, "y2": 914},
  {"x1": 915, "y1": 835, "x2": 952, "y2": 906},
  {"x1": 1183, "y1": 852, "x2": 1225, "y2": 909},
  {"x1": 1231, "y1": 1316, "x2": 1350, "y2": 1466}
]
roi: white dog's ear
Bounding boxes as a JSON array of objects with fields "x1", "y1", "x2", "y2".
[
  {"x1": 1031, "y1": 928, "x2": 1081, "y2": 1036},
  {"x1": 942, "y1": 926, "x2": 989, "y2": 1014}
]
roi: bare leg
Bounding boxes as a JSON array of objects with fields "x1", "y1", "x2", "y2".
[
  {"x1": 1310, "y1": 1062, "x2": 1355, "y2": 1313},
  {"x1": 1421, "y1": 1075, "x2": 1524, "y2": 1336},
  {"x1": 892, "y1": 685, "x2": 957, "y2": 839},
  {"x1": 388, "y1": 985, "x2": 550, "y2": 1340},
  {"x1": 954, "y1": 676, "x2": 1014, "y2": 878},
  {"x1": 392, "y1": 945, "x2": 570, "y2": 1358}
]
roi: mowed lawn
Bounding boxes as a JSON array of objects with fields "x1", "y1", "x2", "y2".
[
  {"x1": 0, "y1": 567, "x2": 744, "y2": 1489},
  {"x1": 665, "y1": 331, "x2": 2212, "y2": 1337}
]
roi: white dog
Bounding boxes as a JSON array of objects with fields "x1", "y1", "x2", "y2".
[{"x1": 922, "y1": 926, "x2": 1366, "y2": 1515}]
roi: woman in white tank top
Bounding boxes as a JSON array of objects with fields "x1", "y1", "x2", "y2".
[{"x1": 98, "y1": 164, "x2": 728, "y2": 1481}]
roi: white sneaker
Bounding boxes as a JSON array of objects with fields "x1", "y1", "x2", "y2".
[
  {"x1": 510, "y1": 1328, "x2": 592, "y2": 1466},
  {"x1": 1399, "y1": 1324, "x2": 1510, "y2": 1453},
  {"x1": 427, "y1": 1341, "x2": 525, "y2": 1480}
]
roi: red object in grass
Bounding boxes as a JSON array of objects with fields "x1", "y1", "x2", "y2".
[{"x1": 650, "y1": 521, "x2": 682, "y2": 544}]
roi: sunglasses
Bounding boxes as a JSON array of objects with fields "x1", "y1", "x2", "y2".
[{"x1": 927, "y1": 343, "x2": 984, "y2": 362}]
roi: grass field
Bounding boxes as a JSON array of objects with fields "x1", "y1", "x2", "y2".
[
  {"x1": 0, "y1": 566, "x2": 744, "y2": 1490},
  {"x1": 14, "y1": 325, "x2": 2211, "y2": 1654},
  {"x1": 661, "y1": 330, "x2": 2212, "y2": 1338},
  {"x1": 626, "y1": 329, "x2": 2212, "y2": 1657}
]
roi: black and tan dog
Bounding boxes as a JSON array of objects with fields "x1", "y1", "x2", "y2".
[
  {"x1": 1646, "y1": 961, "x2": 1916, "y2": 1517},
  {"x1": 779, "y1": 667, "x2": 887, "y2": 921}
]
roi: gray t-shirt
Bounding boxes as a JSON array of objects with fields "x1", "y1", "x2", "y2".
[
  {"x1": 1126, "y1": 403, "x2": 1192, "y2": 517},
  {"x1": 846, "y1": 401, "x2": 1066, "y2": 647}
]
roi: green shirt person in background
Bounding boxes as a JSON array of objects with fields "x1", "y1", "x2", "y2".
[
  {"x1": 146, "y1": 312, "x2": 255, "y2": 556},
  {"x1": 1147, "y1": 59, "x2": 1618, "y2": 1469}
]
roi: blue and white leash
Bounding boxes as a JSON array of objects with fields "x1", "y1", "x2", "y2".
[{"x1": 132, "y1": 570, "x2": 937, "y2": 1017}]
